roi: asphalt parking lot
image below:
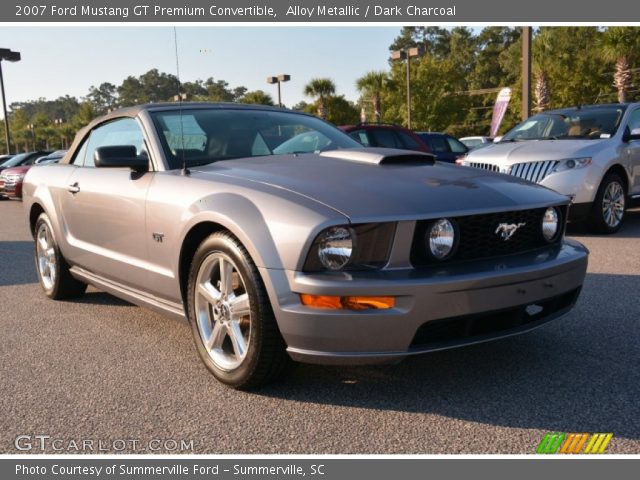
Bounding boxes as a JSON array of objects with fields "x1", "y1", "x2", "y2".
[{"x1": 0, "y1": 199, "x2": 638, "y2": 454}]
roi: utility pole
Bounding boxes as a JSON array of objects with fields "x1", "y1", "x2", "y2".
[{"x1": 522, "y1": 27, "x2": 532, "y2": 120}]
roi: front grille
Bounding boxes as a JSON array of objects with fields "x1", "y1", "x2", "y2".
[
  {"x1": 465, "y1": 162, "x2": 500, "y2": 172},
  {"x1": 409, "y1": 287, "x2": 581, "y2": 350},
  {"x1": 508, "y1": 160, "x2": 559, "y2": 183},
  {"x1": 411, "y1": 206, "x2": 566, "y2": 267}
]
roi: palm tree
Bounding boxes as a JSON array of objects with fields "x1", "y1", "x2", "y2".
[
  {"x1": 356, "y1": 71, "x2": 388, "y2": 123},
  {"x1": 303, "y1": 78, "x2": 336, "y2": 120},
  {"x1": 533, "y1": 28, "x2": 554, "y2": 112},
  {"x1": 601, "y1": 27, "x2": 640, "y2": 103}
]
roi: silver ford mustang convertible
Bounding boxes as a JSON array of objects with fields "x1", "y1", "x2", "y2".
[{"x1": 23, "y1": 103, "x2": 588, "y2": 388}]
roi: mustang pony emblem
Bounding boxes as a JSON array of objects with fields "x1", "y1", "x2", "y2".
[{"x1": 495, "y1": 222, "x2": 526, "y2": 240}]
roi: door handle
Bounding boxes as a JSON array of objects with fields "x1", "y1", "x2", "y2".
[{"x1": 67, "y1": 182, "x2": 80, "y2": 194}]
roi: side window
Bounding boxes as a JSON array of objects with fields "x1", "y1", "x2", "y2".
[
  {"x1": 83, "y1": 118, "x2": 146, "y2": 168},
  {"x1": 446, "y1": 136, "x2": 468, "y2": 154},
  {"x1": 429, "y1": 136, "x2": 451, "y2": 153},
  {"x1": 628, "y1": 109, "x2": 640, "y2": 132},
  {"x1": 71, "y1": 138, "x2": 90, "y2": 166},
  {"x1": 370, "y1": 128, "x2": 401, "y2": 148},
  {"x1": 348, "y1": 130, "x2": 370, "y2": 146},
  {"x1": 396, "y1": 131, "x2": 421, "y2": 150}
]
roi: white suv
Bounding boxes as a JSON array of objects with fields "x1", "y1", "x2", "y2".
[{"x1": 461, "y1": 103, "x2": 640, "y2": 233}]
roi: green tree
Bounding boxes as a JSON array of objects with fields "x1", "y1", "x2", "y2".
[
  {"x1": 303, "y1": 78, "x2": 336, "y2": 120},
  {"x1": 533, "y1": 28, "x2": 555, "y2": 112},
  {"x1": 238, "y1": 90, "x2": 274, "y2": 106},
  {"x1": 86, "y1": 82, "x2": 118, "y2": 114},
  {"x1": 600, "y1": 27, "x2": 640, "y2": 103},
  {"x1": 355, "y1": 71, "x2": 388, "y2": 123}
]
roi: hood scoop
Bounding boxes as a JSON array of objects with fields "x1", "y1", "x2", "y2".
[{"x1": 320, "y1": 147, "x2": 435, "y2": 165}]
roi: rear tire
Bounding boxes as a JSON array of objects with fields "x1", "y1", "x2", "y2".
[
  {"x1": 34, "y1": 213, "x2": 87, "y2": 299},
  {"x1": 587, "y1": 174, "x2": 626, "y2": 234},
  {"x1": 186, "y1": 231, "x2": 292, "y2": 389}
]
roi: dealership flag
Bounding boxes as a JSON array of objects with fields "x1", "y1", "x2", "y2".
[{"x1": 490, "y1": 87, "x2": 512, "y2": 137}]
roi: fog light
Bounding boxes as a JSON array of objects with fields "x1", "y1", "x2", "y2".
[
  {"x1": 428, "y1": 218, "x2": 456, "y2": 260},
  {"x1": 542, "y1": 207, "x2": 560, "y2": 241},
  {"x1": 300, "y1": 294, "x2": 395, "y2": 310}
]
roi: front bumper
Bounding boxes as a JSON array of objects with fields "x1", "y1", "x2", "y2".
[
  {"x1": 261, "y1": 239, "x2": 588, "y2": 365},
  {"x1": 0, "y1": 177, "x2": 22, "y2": 198}
]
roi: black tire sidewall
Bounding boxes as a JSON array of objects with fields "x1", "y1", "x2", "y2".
[{"x1": 186, "y1": 233, "x2": 267, "y2": 388}]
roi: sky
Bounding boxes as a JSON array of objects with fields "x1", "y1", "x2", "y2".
[{"x1": 0, "y1": 27, "x2": 402, "y2": 108}]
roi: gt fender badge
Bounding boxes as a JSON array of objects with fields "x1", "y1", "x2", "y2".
[{"x1": 495, "y1": 222, "x2": 526, "y2": 241}]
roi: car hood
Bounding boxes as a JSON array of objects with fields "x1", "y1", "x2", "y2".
[
  {"x1": 465, "y1": 139, "x2": 609, "y2": 165},
  {"x1": 192, "y1": 149, "x2": 567, "y2": 221}
]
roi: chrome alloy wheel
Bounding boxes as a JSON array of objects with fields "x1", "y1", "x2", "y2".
[
  {"x1": 36, "y1": 222, "x2": 57, "y2": 291},
  {"x1": 194, "y1": 252, "x2": 252, "y2": 371},
  {"x1": 602, "y1": 181, "x2": 625, "y2": 228}
]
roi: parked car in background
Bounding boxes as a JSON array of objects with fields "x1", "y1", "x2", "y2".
[
  {"x1": 0, "y1": 151, "x2": 51, "y2": 174},
  {"x1": 460, "y1": 136, "x2": 494, "y2": 149},
  {"x1": 340, "y1": 123, "x2": 431, "y2": 153},
  {"x1": 461, "y1": 103, "x2": 640, "y2": 233},
  {"x1": 35, "y1": 150, "x2": 67, "y2": 165},
  {"x1": 415, "y1": 132, "x2": 469, "y2": 163},
  {"x1": 0, "y1": 154, "x2": 14, "y2": 164},
  {"x1": 24, "y1": 103, "x2": 587, "y2": 388},
  {"x1": 0, "y1": 151, "x2": 64, "y2": 200}
]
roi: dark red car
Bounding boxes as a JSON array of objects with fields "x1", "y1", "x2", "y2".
[
  {"x1": 0, "y1": 151, "x2": 62, "y2": 199},
  {"x1": 339, "y1": 123, "x2": 432, "y2": 153}
]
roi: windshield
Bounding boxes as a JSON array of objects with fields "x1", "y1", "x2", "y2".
[
  {"x1": 502, "y1": 106, "x2": 627, "y2": 141},
  {"x1": 151, "y1": 108, "x2": 362, "y2": 170},
  {"x1": 1, "y1": 153, "x2": 30, "y2": 168}
]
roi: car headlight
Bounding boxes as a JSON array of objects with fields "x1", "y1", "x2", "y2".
[
  {"x1": 303, "y1": 223, "x2": 396, "y2": 272},
  {"x1": 553, "y1": 157, "x2": 592, "y2": 172},
  {"x1": 427, "y1": 218, "x2": 457, "y2": 260},
  {"x1": 317, "y1": 226, "x2": 354, "y2": 271},
  {"x1": 542, "y1": 207, "x2": 561, "y2": 242}
]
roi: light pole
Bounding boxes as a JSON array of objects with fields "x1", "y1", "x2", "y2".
[
  {"x1": 0, "y1": 48, "x2": 21, "y2": 155},
  {"x1": 521, "y1": 27, "x2": 532, "y2": 120},
  {"x1": 266, "y1": 74, "x2": 290, "y2": 108},
  {"x1": 27, "y1": 123, "x2": 35, "y2": 151},
  {"x1": 54, "y1": 118, "x2": 65, "y2": 149},
  {"x1": 391, "y1": 47, "x2": 421, "y2": 129}
]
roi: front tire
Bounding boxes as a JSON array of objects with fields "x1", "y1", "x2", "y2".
[
  {"x1": 587, "y1": 174, "x2": 626, "y2": 234},
  {"x1": 186, "y1": 231, "x2": 292, "y2": 389},
  {"x1": 34, "y1": 213, "x2": 87, "y2": 299}
]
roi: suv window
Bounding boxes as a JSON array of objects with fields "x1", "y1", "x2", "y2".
[
  {"x1": 348, "y1": 130, "x2": 371, "y2": 147},
  {"x1": 446, "y1": 136, "x2": 468, "y2": 153},
  {"x1": 396, "y1": 131, "x2": 421, "y2": 150},
  {"x1": 429, "y1": 136, "x2": 450, "y2": 153},
  {"x1": 628, "y1": 109, "x2": 640, "y2": 133},
  {"x1": 82, "y1": 118, "x2": 146, "y2": 168},
  {"x1": 369, "y1": 128, "x2": 401, "y2": 148}
]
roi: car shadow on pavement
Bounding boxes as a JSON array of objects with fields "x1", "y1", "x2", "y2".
[
  {"x1": 73, "y1": 291, "x2": 133, "y2": 307},
  {"x1": 0, "y1": 241, "x2": 37, "y2": 286},
  {"x1": 258, "y1": 271, "x2": 640, "y2": 441}
]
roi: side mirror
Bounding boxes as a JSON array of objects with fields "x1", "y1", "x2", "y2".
[{"x1": 94, "y1": 146, "x2": 148, "y2": 172}]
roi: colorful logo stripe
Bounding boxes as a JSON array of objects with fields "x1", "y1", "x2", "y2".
[{"x1": 537, "y1": 433, "x2": 613, "y2": 454}]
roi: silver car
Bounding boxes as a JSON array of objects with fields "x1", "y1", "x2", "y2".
[
  {"x1": 23, "y1": 103, "x2": 588, "y2": 388},
  {"x1": 462, "y1": 103, "x2": 640, "y2": 233}
]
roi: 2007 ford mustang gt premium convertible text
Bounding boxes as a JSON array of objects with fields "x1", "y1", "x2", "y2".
[{"x1": 23, "y1": 103, "x2": 588, "y2": 388}]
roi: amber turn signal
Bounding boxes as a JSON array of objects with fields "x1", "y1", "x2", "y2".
[{"x1": 300, "y1": 294, "x2": 395, "y2": 310}]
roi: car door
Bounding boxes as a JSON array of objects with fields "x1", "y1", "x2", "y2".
[
  {"x1": 625, "y1": 108, "x2": 640, "y2": 195},
  {"x1": 59, "y1": 117, "x2": 155, "y2": 289}
]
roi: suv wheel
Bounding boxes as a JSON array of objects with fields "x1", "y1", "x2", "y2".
[{"x1": 588, "y1": 174, "x2": 626, "y2": 234}]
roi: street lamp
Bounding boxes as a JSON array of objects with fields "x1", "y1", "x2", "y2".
[
  {"x1": 27, "y1": 123, "x2": 35, "y2": 151},
  {"x1": 266, "y1": 74, "x2": 291, "y2": 108},
  {"x1": 0, "y1": 48, "x2": 21, "y2": 155},
  {"x1": 391, "y1": 47, "x2": 422, "y2": 129},
  {"x1": 54, "y1": 118, "x2": 65, "y2": 149}
]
